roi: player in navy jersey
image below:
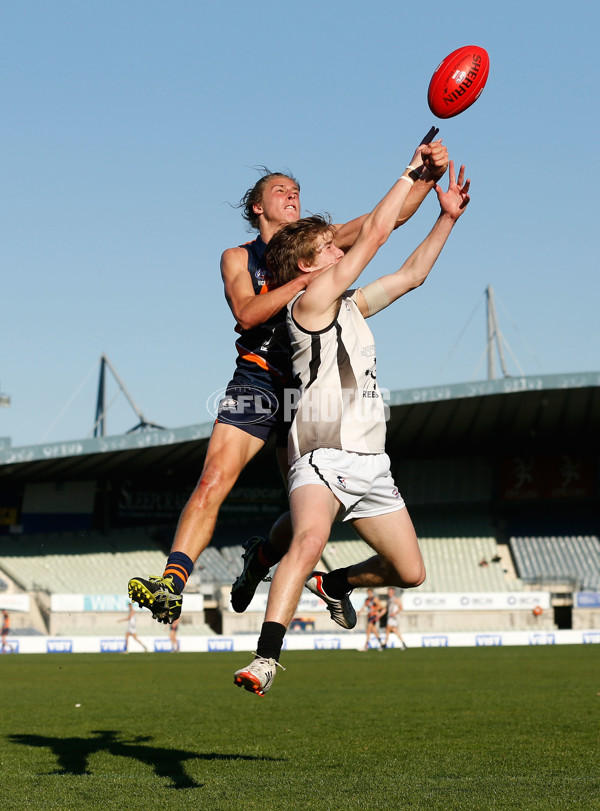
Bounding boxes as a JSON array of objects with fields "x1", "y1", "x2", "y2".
[{"x1": 128, "y1": 135, "x2": 449, "y2": 624}]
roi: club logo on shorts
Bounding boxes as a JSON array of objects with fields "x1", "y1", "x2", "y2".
[
  {"x1": 207, "y1": 385, "x2": 280, "y2": 425},
  {"x1": 337, "y1": 476, "x2": 347, "y2": 489}
]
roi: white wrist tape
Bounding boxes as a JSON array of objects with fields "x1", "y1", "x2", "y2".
[{"x1": 359, "y1": 279, "x2": 391, "y2": 316}]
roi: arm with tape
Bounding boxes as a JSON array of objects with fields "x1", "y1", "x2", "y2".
[{"x1": 355, "y1": 161, "x2": 471, "y2": 319}]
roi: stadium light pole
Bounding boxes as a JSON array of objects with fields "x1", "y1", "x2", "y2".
[
  {"x1": 92, "y1": 354, "x2": 164, "y2": 437},
  {"x1": 486, "y1": 286, "x2": 509, "y2": 380}
]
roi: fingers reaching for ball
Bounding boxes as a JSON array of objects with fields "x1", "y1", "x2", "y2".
[{"x1": 435, "y1": 160, "x2": 470, "y2": 218}]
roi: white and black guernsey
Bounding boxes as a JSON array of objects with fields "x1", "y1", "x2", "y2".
[{"x1": 287, "y1": 290, "x2": 387, "y2": 464}]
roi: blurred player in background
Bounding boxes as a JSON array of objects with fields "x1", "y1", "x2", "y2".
[
  {"x1": 169, "y1": 617, "x2": 180, "y2": 652},
  {"x1": 382, "y1": 587, "x2": 407, "y2": 649},
  {"x1": 1, "y1": 610, "x2": 10, "y2": 653},
  {"x1": 128, "y1": 133, "x2": 448, "y2": 625},
  {"x1": 359, "y1": 588, "x2": 385, "y2": 651},
  {"x1": 119, "y1": 603, "x2": 148, "y2": 653}
]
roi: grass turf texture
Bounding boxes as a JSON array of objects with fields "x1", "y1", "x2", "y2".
[{"x1": 1, "y1": 646, "x2": 598, "y2": 810}]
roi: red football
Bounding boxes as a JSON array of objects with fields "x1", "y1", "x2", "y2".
[{"x1": 427, "y1": 45, "x2": 489, "y2": 119}]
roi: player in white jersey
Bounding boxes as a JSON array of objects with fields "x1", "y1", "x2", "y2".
[
  {"x1": 119, "y1": 603, "x2": 148, "y2": 653},
  {"x1": 383, "y1": 587, "x2": 407, "y2": 650},
  {"x1": 234, "y1": 141, "x2": 470, "y2": 696}
]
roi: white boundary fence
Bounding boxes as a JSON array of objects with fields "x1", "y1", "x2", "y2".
[{"x1": 2, "y1": 627, "x2": 600, "y2": 655}]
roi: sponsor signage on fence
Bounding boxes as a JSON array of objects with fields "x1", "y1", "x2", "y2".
[
  {"x1": 46, "y1": 639, "x2": 73, "y2": 653},
  {"x1": 100, "y1": 639, "x2": 127, "y2": 653},
  {"x1": 0, "y1": 594, "x2": 30, "y2": 612},
  {"x1": 230, "y1": 592, "x2": 331, "y2": 614},
  {"x1": 575, "y1": 592, "x2": 600, "y2": 609},
  {"x1": 476, "y1": 634, "x2": 503, "y2": 646},
  {"x1": 154, "y1": 639, "x2": 176, "y2": 653},
  {"x1": 528, "y1": 633, "x2": 556, "y2": 645},
  {"x1": 208, "y1": 638, "x2": 234, "y2": 652},
  {"x1": 51, "y1": 593, "x2": 204, "y2": 612},
  {"x1": 229, "y1": 591, "x2": 553, "y2": 614},
  {"x1": 4, "y1": 628, "x2": 600, "y2": 654},
  {"x1": 314, "y1": 637, "x2": 341, "y2": 650},
  {"x1": 422, "y1": 636, "x2": 449, "y2": 647},
  {"x1": 404, "y1": 592, "x2": 550, "y2": 611}
]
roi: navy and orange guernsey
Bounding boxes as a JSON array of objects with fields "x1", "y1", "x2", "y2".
[
  {"x1": 366, "y1": 595, "x2": 380, "y2": 622},
  {"x1": 232, "y1": 236, "x2": 292, "y2": 390},
  {"x1": 216, "y1": 236, "x2": 293, "y2": 445}
]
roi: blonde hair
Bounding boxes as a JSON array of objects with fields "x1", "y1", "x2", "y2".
[{"x1": 265, "y1": 214, "x2": 335, "y2": 285}]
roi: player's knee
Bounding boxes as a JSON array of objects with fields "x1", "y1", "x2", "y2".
[
  {"x1": 406, "y1": 563, "x2": 426, "y2": 588},
  {"x1": 390, "y1": 561, "x2": 426, "y2": 589},
  {"x1": 290, "y1": 529, "x2": 326, "y2": 570},
  {"x1": 187, "y1": 464, "x2": 233, "y2": 510}
]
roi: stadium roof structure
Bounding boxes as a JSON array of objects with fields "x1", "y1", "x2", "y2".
[{"x1": 0, "y1": 371, "x2": 599, "y2": 484}]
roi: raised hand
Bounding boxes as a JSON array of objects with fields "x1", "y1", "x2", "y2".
[
  {"x1": 420, "y1": 139, "x2": 449, "y2": 181},
  {"x1": 434, "y1": 160, "x2": 470, "y2": 219}
]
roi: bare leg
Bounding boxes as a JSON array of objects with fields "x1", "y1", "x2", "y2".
[
  {"x1": 266, "y1": 509, "x2": 294, "y2": 557},
  {"x1": 393, "y1": 627, "x2": 407, "y2": 647},
  {"x1": 364, "y1": 619, "x2": 383, "y2": 650},
  {"x1": 170, "y1": 422, "x2": 266, "y2": 561},
  {"x1": 264, "y1": 484, "x2": 339, "y2": 628},
  {"x1": 346, "y1": 508, "x2": 425, "y2": 589}
]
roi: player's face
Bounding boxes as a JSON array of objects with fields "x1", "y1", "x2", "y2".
[
  {"x1": 254, "y1": 177, "x2": 300, "y2": 225},
  {"x1": 308, "y1": 233, "x2": 344, "y2": 272}
]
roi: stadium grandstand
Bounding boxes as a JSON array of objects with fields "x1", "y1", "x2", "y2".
[{"x1": 0, "y1": 371, "x2": 599, "y2": 646}]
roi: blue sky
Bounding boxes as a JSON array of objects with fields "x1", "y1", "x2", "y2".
[{"x1": 2, "y1": 0, "x2": 598, "y2": 447}]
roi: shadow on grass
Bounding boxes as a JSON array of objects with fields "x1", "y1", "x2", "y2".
[{"x1": 8, "y1": 730, "x2": 283, "y2": 789}]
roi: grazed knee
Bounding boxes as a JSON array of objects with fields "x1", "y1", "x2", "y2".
[{"x1": 186, "y1": 463, "x2": 233, "y2": 513}]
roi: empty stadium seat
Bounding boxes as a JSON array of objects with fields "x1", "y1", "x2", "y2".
[
  {"x1": 509, "y1": 535, "x2": 600, "y2": 589},
  {"x1": 0, "y1": 530, "x2": 168, "y2": 594}
]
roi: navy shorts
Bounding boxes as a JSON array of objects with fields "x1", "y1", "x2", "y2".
[{"x1": 215, "y1": 382, "x2": 290, "y2": 446}]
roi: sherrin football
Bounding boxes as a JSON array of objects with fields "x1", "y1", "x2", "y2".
[{"x1": 427, "y1": 45, "x2": 489, "y2": 119}]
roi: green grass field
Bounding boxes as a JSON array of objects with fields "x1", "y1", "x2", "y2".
[{"x1": 2, "y1": 645, "x2": 599, "y2": 810}]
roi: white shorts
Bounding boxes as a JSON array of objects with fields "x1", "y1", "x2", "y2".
[{"x1": 288, "y1": 448, "x2": 405, "y2": 521}]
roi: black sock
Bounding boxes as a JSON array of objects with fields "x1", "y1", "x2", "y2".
[
  {"x1": 322, "y1": 567, "x2": 352, "y2": 599},
  {"x1": 256, "y1": 621, "x2": 286, "y2": 661},
  {"x1": 258, "y1": 538, "x2": 282, "y2": 568}
]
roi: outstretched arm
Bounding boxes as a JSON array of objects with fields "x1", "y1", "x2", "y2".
[
  {"x1": 294, "y1": 138, "x2": 430, "y2": 330},
  {"x1": 356, "y1": 161, "x2": 470, "y2": 317},
  {"x1": 333, "y1": 130, "x2": 449, "y2": 250}
]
